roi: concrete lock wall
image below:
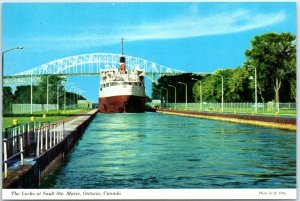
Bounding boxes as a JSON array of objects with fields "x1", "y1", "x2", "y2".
[{"x1": 5, "y1": 111, "x2": 97, "y2": 188}]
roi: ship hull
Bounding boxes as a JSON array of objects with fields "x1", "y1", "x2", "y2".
[{"x1": 99, "y1": 95, "x2": 145, "y2": 113}]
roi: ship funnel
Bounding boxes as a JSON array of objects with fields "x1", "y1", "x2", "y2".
[
  {"x1": 119, "y1": 56, "x2": 126, "y2": 71},
  {"x1": 120, "y1": 56, "x2": 126, "y2": 63},
  {"x1": 119, "y1": 37, "x2": 126, "y2": 72}
]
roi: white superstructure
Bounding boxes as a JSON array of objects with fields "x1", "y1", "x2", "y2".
[{"x1": 99, "y1": 69, "x2": 146, "y2": 98}]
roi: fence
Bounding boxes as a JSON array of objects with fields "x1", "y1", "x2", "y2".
[
  {"x1": 2, "y1": 121, "x2": 64, "y2": 178},
  {"x1": 160, "y1": 102, "x2": 296, "y2": 116},
  {"x1": 4, "y1": 104, "x2": 58, "y2": 115},
  {"x1": 4, "y1": 104, "x2": 81, "y2": 115}
]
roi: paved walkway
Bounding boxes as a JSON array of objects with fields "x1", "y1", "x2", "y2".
[{"x1": 3, "y1": 109, "x2": 98, "y2": 188}]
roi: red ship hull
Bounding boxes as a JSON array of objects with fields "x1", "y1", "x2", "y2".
[{"x1": 99, "y1": 95, "x2": 145, "y2": 113}]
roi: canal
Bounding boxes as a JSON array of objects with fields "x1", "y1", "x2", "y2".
[{"x1": 40, "y1": 112, "x2": 296, "y2": 189}]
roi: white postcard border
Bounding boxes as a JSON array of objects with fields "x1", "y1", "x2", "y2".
[{"x1": 2, "y1": 189, "x2": 297, "y2": 200}]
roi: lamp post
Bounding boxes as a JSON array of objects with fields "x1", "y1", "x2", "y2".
[
  {"x1": 2, "y1": 46, "x2": 24, "y2": 114},
  {"x1": 192, "y1": 78, "x2": 202, "y2": 111},
  {"x1": 57, "y1": 82, "x2": 60, "y2": 111},
  {"x1": 2, "y1": 46, "x2": 24, "y2": 77},
  {"x1": 77, "y1": 90, "x2": 84, "y2": 108},
  {"x1": 56, "y1": 78, "x2": 67, "y2": 111},
  {"x1": 74, "y1": 88, "x2": 81, "y2": 109},
  {"x1": 46, "y1": 74, "x2": 56, "y2": 112},
  {"x1": 215, "y1": 74, "x2": 224, "y2": 112},
  {"x1": 178, "y1": 82, "x2": 187, "y2": 110},
  {"x1": 69, "y1": 86, "x2": 76, "y2": 108},
  {"x1": 30, "y1": 73, "x2": 33, "y2": 114},
  {"x1": 168, "y1": 84, "x2": 176, "y2": 109},
  {"x1": 64, "y1": 83, "x2": 73, "y2": 110},
  {"x1": 47, "y1": 75, "x2": 50, "y2": 111},
  {"x1": 161, "y1": 87, "x2": 168, "y2": 108},
  {"x1": 47, "y1": 76, "x2": 65, "y2": 111},
  {"x1": 248, "y1": 65, "x2": 258, "y2": 113}
]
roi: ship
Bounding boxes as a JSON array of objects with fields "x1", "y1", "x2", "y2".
[{"x1": 98, "y1": 40, "x2": 146, "y2": 113}]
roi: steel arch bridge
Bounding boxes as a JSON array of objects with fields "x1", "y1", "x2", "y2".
[{"x1": 4, "y1": 53, "x2": 193, "y2": 84}]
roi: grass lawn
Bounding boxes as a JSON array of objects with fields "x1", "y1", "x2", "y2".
[{"x1": 3, "y1": 108, "x2": 92, "y2": 129}]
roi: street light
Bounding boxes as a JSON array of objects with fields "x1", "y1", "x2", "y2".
[
  {"x1": 192, "y1": 78, "x2": 202, "y2": 111},
  {"x1": 77, "y1": 90, "x2": 85, "y2": 108},
  {"x1": 47, "y1": 76, "x2": 65, "y2": 111},
  {"x1": 74, "y1": 88, "x2": 81, "y2": 109},
  {"x1": 56, "y1": 82, "x2": 60, "y2": 111},
  {"x1": 77, "y1": 90, "x2": 84, "y2": 108},
  {"x1": 247, "y1": 65, "x2": 257, "y2": 113},
  {"x1": 178, "y1": 82, "x2": 187, "y2": 110},
  {"x1": 57, "y1": 78, "x2": 67, "y2": 111},
  {"x1": 64, "y1": 83, "x2": 74, "y2": 110},
  {"x1": 69, "y1": 86, "x2": 77, "y2": 108},
  {"x1": 2, "y1": 46, "x2": 24, "y2": 114},
  {"x1": 46, "y1": 74, "x2": 57, "y2": 111},
  {"x1": 168, "y1": 84, "x2": 176, "y2": 109},
  {"x1": 2, "y1": 46, "x2": 24, "y2": 76},
  {"x1": 161, "y1": 87, "x2": 168, "y2": 108},
  {"x1": 214, "y1": 74, "x2": 224, "y2": 112}
]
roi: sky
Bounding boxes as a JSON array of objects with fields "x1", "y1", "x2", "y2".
[{"x1": 2, "y1": 2, "x2": 296, "y2": 102}]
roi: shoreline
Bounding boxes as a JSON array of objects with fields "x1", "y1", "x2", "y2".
[{"x1": 156, "y1": 109, "x2": 296, "y2": 131}]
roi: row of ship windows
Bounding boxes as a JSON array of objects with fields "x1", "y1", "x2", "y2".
[{"x1": 101, "y1": 82, "x2": 144, "y2": 88}]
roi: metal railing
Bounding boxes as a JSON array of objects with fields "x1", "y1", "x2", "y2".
[
  {"x1": 3, "y1": 134, "x2": 24, "y2": 178},
  {"x1": 36, "y1": 122, "x2": 64, "y2": 157},
  {"x1": 2, "y1": 121, "x2": 65, "y2": 178},
  {"x1": 161, "y1": 102, "x2": 296, "y2": 116}
]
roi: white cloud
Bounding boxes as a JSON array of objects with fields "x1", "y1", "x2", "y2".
[
  {"x1": 25, "y1": 8, "x2": 286, "y2": 50},
  {"x1": 123, "y1": 9, "x2": 286, "y2": 41}
]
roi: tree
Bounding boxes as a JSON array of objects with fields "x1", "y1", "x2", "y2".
[
  {"x1": 3, "y1": 86, "x2": 14, "y2": 104},
  {"x1": 14, "y1": 86, "x2": 34, "y2": 103},
  {"x1": 193, "y1": 75, "x2": 217, "y2": 102},
  {"x1": 3, "y1": 86, "x2": 14, "y2": 114},
  {"x1": 226, "y1": 67, "x2": 252, "y2": 102},
  {"x1": 245, "y1": 32, "x2": 296, "y2": 105},
  {"x1": 153, "y1": 73, "x2": 203, "y2": 103},
  {"x1": 35, "y1": 75, "x2": 67, "y2": 105}
]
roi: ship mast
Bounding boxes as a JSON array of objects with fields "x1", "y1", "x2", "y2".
[
  {"x1": 121, "y1": 37, "x2": 124, "y2": 55},
  {"x1": 119, "y1": 37, "x2": 126, "y2": 71}
]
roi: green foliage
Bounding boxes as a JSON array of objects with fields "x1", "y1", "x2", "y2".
[
  {"x1": 245, "y1": 32, "x2": 296, "y2": 103},
  {"x1": 146, "y1": 96, "x2": 152, "y2": 103},
  {"x1": 3, "y1": 87, "x2": 14, "y2": 114},
  {"x1": 192, "y1": 68, "x2": 252, "y2": 103},
  {"x1": 153, "y1": 73, "x2": 203, "y2": 103},
  {"x1": 193, "y1": 32, "x2": 296, "y2": 104},
  {"x1": 14, "y1": 85, "x2": 35, "y2": 103},
  {"x1": 35, "y1": 75, "x2": 66, "y2": 105},
  {"x1": 3, "y1": 87, "x2": 14, "y2": 104},
  {"x1": 3, "y1": 75, "x2": 86, "y2": 108}
]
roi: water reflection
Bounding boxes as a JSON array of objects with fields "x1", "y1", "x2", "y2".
[{"x1": 40, "y1": 113, "x2": 296, "y2": 189}]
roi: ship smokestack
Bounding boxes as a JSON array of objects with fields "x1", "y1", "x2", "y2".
[
  {"x1": 120, "y1": 56, "x2": 125, "y2": 63},
  {"x1": 120, "y1": 37, "x2": 126, "y2": 72}
]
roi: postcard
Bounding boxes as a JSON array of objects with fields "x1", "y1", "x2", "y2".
[{"x1": 1, "y1": 1, "x2": 297, "y2": 200}]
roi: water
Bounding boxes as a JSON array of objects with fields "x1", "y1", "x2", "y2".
[{"x1": 40, "y1": 113, "x2": 296, "y2": 189}]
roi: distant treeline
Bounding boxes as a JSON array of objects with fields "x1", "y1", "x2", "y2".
[
  {"x1": 3, "y1": 75, "x2": 86, "y2": 109},
  {"x1": 152, "y1": 32, "x2": 296, "y2": 103}
]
